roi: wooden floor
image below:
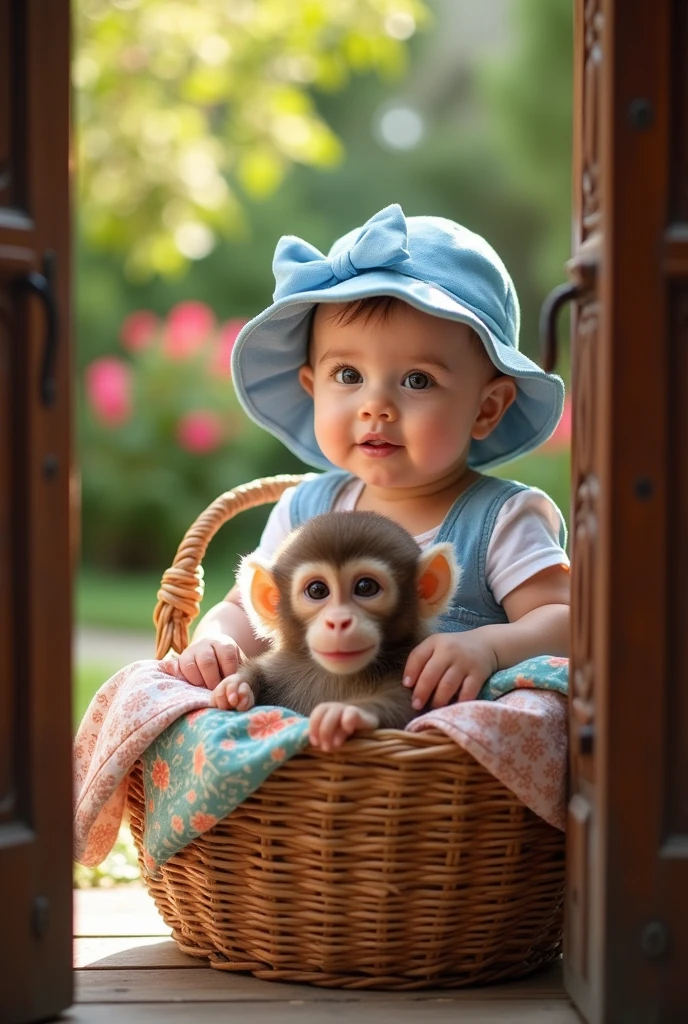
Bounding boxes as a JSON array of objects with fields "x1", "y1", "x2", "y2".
[{"x1": 64, "y1": 886, "x2": 581, "y2": 1023}]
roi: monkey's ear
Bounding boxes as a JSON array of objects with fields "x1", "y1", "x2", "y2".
[
  {"x1": 416, "y1": 543, "x2": 460, "y2": 619},
  {"x1": 237, "y1": 555, "x2": 281, "y2": 639}
]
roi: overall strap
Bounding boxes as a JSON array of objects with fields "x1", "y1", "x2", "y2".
[
  {"x1": 434, "y1": 475, "x2": 529, "y2": 630},
  {"x1": 289, "y1": 470, "x2": 355, "y2": 528}
]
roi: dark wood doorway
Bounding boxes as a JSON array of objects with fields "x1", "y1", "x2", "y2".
[
  {"x1": 563, "y1": 0, "x2": 688, "y2": 1020},
  {"x1": 0, "y1": 1, "x2": 73, "y2": 1021}
]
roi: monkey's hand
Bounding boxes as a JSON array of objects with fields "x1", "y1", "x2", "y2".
[
  {"x1": 209, "y1": 673, "x2": 257, "y2": 712},
  {"x1": 161, "y1": 634, "x2": 244, "y2": 691},
  {"x1": 308, "y1": 702, "x2": 379, "y2": 752}
]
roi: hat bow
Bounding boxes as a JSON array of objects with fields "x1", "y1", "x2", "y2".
[{"x1": 272, "y1": 204, "x2": 411, "y2": 301}]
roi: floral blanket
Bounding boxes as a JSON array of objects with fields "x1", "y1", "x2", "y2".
[{"x1": 74, "y1": 656, "x2": 568, "y2": 872}]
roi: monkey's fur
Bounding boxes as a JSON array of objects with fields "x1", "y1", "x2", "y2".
[{"x1": 235, "y1": 511, "x2": 458, "y2": 729}]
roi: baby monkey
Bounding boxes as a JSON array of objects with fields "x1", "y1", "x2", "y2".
[{"x1": 210, "y1": 511, "x2": 458, "y2": 751}]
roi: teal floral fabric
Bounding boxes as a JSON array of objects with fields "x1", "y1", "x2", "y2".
[
  {"x1": 477, "y1": 655, "x2": 568, "y2": 701},
  {"x1": 141, "y1": 655, "x2": 568, "y2": 871},
  {"x1": 141, "y1": 706, "x2": 309, "y2": 872}
]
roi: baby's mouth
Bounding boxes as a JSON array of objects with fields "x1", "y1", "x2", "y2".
[
  {"x1": 358, "y1": 435, "x2": 402, "y2": 456},
  {"x1": 358, "y1": 432, "x2": 401, "y2": 448}
]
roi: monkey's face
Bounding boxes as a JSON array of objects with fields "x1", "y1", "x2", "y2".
[
  {"x1": 239, "y1": 512, "x2": 459, "y2": 682},
  {"x1": 290, "y1": 558, "x2": 396, "y2": 675}
]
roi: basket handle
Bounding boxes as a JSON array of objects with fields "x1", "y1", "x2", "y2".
[{"x1": 153, "y1": 474, "x2": 309, "y2": 659}]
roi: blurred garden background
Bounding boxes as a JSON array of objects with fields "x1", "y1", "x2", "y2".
[{"x1": 74, "y1": 0, "x2": 573, "y2": 751}]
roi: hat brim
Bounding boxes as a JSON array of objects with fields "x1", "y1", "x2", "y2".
[{"x1": 231, "y1": 271, "x2": 564, "y2": 471}]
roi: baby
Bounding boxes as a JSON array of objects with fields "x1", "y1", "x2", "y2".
[{"x1": 165, "y1": 204, "x2": 570, "y2": 748}]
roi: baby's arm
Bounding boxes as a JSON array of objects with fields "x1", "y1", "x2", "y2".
[
  {"x1": 479, "y1": 565, "x2": 569, "y2": 667},
  {"x1": 163, "y1": 585, "x2": 269, "y2": 690},
  {"x1": 404, "y1": 565, "x2": 569, "y2": 709}
]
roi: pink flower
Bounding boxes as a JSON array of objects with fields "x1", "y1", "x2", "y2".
[
  {"x1": 84, "y1": 357, "x2": 133, "y2": 426},
  {"x1": 151, "y1": 757, "x2": 170, "y2": 790},
  {"x1": 120, "y1": 310, "x2": 159, "y2": 352},
  {"x1": 176, "y1": 410, "x2": 224, "y2": 454},
  {"x1": 171, "y1": 815, "x2": 184, "y2": 834},
  {"x1": 193, "y1": 742, "x2": 207, "y2": 776},
  {"x1": 248, "y1": 709, "x2": 286, "y2": 740},
  {"x1": 211, "y1": 319, "x2": 245, "y2": 376},
  {"x1": 163, "y1": 301, "x2": 215, "y2": 359},
  {"x1": 190, "y1": 811, "x2": 218, "y2": 833},
  {"x1": 543, "y1": 397, "x2": 572, "y2": 452},
  {"x1": 514, "y1": 674, "x2": 536, "y2": 689}
]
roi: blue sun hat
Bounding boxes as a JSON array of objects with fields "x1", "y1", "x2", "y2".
[{"x1": 231, "y1": 204, "x2": 564, "y2": 471}]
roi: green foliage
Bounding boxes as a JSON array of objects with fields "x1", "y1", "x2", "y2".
[
  {"x1": 79, "y1": 303, "x2": 308, "y2": 571},
  {"x1": 480, "y1": 0, "x2": 573, "y2": 298},
  {"x1": 75, "y1": 0, "x2": 429, "y2": 277}
]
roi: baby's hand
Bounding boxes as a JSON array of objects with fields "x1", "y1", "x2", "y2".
[
  {"x1": 210, "y1": 673, "x2": 256, "y2": 712},
  {"x1": 162, "y1": 634, "x2": 243, "y2": 691},
  {"x1": 403, "y1": 632, "x2": 498, "y2": 710},
  {"x1": 308, "y1": 702, "x2": 378, "y2": 752}
]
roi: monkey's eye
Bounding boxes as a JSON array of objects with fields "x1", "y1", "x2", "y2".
[
  {"x1": 354, "y1": 577, "x2": 381, "y2": 598},
  {"x1": 305, "y1": 580, "x2": 330, "y2": 600}
]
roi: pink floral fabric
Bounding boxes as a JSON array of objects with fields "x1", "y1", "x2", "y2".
[{"x1": 74, "y1": 660, "x2": 212, "y2": 867}]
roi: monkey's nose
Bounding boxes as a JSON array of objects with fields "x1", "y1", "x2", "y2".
[{"x1": 324, "y1": 615, "x2": 353, "y2": 633}]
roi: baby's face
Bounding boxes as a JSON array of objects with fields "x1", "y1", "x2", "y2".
[{"x1": 298, "y1": 301, "x2": 509, "y2": 492}]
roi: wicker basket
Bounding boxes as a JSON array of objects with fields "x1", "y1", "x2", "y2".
[{"x1": 128, "y1": 475, "x2": 565, "y2": 990}]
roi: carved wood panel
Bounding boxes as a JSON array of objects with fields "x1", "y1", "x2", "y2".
[
  {"x1": 580, "y1": 0, "x2": 603, "y2": 243},
  {"x1": 565, "y1": 0, "x2": 603, "y2": 1013},
  {"x1": 570, "y1": 300, "x2": 599, "y2": 784},
  {"x1": 667, "y1": 284, "x2": 688, "y2": 839}
]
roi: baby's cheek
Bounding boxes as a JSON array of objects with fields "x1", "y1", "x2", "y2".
[{"x1": 313, "y1": 407, "x2": 350, "y2": 460}]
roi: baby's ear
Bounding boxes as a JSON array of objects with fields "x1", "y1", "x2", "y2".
[
  {"x1": 416, "y1": 544, "x2": 459, "y2": 619},
  {"x1": 237, "y1": 555, "x2": 280, "y2": 639},
  {"x1": 298, "y1": 363, "x2": 315, "y2": 397}
]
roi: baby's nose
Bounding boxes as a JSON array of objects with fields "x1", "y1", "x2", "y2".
[{"x1": 359, "y1": 390, "x2": 397, "y2": 421}]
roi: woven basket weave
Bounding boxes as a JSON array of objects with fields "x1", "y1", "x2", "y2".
[{"x1": 128, "y1": 474, "x2": 565, "y2": 990}]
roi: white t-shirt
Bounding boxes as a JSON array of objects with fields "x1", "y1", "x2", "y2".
[{"x1": 254, "y1": 478, "x2": 569, "y2": 605}]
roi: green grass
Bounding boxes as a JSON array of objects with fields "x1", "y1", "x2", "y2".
[
  {"x1": 77, "y1": 565, "x2": 231, "y2": 632},
  {"x1": 74, "y1": 660, "x2": 123, "y2": 729}
]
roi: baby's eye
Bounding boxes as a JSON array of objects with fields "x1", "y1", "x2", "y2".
[
  {"x1": 354, "y1": 577, "x2": 381, "y2": 598},
  {"x1": 402, "y1": 371, "x2": 432, "y2": 390},
  {"x1": 305, "y1": 580, "x2": 329, "y2": 601},
  {"x1": 334, "y1": 366, "x2": 362, "y2": 385}
]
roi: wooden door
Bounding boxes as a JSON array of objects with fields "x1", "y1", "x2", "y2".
[
  {"x1": 0, "y1": 1, "x2": 73, "y2": 1021},
  {"x1": 564, "y1": 0, "x2": 688, "y2": 1020}
]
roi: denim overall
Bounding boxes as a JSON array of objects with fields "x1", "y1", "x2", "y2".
[{"x1": 289, "y1": 470, "x2": 564, "y2": 633}]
